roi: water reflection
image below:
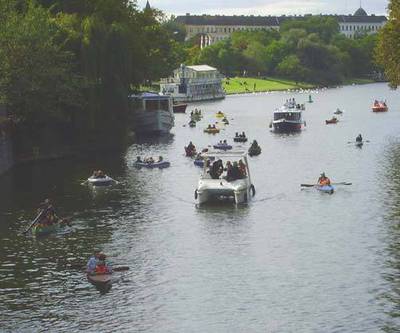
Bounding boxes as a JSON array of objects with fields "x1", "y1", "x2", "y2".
[{"x1": 381, "y1": 140, "x2": 400, "y2": 332}]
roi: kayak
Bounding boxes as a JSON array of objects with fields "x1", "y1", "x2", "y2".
[
  {"x1": 325, "y1": 118, "x2": 338, "y2": 124},
  {"x1": 221, "y1": 118, "x2": 229, "y2": 125},
  {"x1": 234, "y1": 137, "x2": 248, "y2": 143},
  {"x1": 213, "y1": 143, "x2": 232, "y2": 150},
  {"x1": 134, "y1": 161, "x2": 170, "y2": 169},
  {"x1": 31, "y1": 218, "x2": 69, "y2": 236},
  {"x1": 204, "y1": 128, "x2": 220, "y2": 134},
  {"x1": 316, "y1": 185, "x2": 334, "y2": 194},
  {"x1": 216, "y1": 112, "x2": 225, "y2": 118},
  {"x1": 355, "y1": 141, "x2": 363, "y2": 148},
  {"x1": 87, "y1": 273, "x2": 112, "y2": 286}
]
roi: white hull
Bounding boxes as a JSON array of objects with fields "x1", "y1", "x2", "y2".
[
  {"x1": 171, "y1": 93, "x2": 225, "y2": 103},
  {"x1": 197, "y1": 177, "x2": 252, "y2": 205},
  {"x1": 134, "y1": 110, "x2": 174, "y2": 134}
]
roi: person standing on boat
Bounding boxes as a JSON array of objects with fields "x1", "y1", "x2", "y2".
[
  {"x1": 317, "y1": 173, "x2": 331, "y2": 186},
  {"x1": 87, "y1": 249, "x2": 101, "y2": 274},
  {"x1": 356, "y1": 134, "x2": 363, "y2": 143}
]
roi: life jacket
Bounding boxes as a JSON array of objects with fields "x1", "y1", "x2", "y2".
[
  {"x1": 95, "y1": 264, "x2": 108, "y2": 274},
  {"x1": 319, "y1": 177, "x2": 331, "y2": 186}
]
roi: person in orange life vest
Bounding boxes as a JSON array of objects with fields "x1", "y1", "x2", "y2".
[
  {"x1": 95, "y1": 253, "x2": 112, "y2": 274},
  {"x1": 317, "y1": 172, "x2": 331, "y2": 186}
]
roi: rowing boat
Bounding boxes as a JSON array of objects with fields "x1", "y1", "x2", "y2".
[
  {"x1": 316, "y1": 185, "x2": 334, "y2": 194},
  {"x1": 87, "y1": 273, "x2": 112, "y2": 286}
]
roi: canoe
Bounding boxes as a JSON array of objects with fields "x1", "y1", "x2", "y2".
[
  {"x1": 204, "y1": 128, "x2": 220, "y2": 134},
  {"x1": 234, "y1": 137, "x2": 248, "y2": 143},
  {"x1": 316, "y1": 185, "x2": 334, "y2": 194},
  {"x1": 325, "y1": 118, "x2": 338, "y2": 124},
  {"x1": 31, "y1": 222, "x2": 60, "y2": 236},
  {"x1": 87, "y1": 273, "x2": 112, "y2": 286},
  {"x1": 213, "y1": 144, "x2": 233, "y2": 151},
  {"x1": 134, "y1": 161, "x2": 170, "y2": 169}
]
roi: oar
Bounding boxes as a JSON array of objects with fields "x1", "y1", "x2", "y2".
[
  {"x1": 301, "y1": 182, "x2": 352, "y2": 187},
  {"x1": 23, "y1": 209, "x2": 45, "y2": 234},
  {"x1": 69, "y1": 263, "x2": 129, "y2": 272}
]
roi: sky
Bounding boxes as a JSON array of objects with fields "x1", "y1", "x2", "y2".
[{"x1": 136, "y1": 0, "x2": 389, "y2": 16}]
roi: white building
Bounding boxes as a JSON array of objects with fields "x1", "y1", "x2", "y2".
[
  {"x1": 160, "y1": 65, "x2": 225, "y2": 102},
  {"x1": 176, "y1": 8, "x2": 387, "y2": 48}
]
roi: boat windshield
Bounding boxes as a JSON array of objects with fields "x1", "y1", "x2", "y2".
[{"x1": 274, "y1": 112, "x2": 301, "y2": 121}]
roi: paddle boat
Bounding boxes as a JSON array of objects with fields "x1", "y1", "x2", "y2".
[
  {"x1": 372, "y1": 100, "x2": 388, "y2": 112},
  {"x1": 204, "y1": 127, "x2": 220, "y2": 134},
  {"x1": 134, "y1": 159, "x2": 170, "y2": 169},
  {"x1": 195, "y1": 151, "x2": 255, "y2": 205},
  {"x1": 87, "y1": 175, "x2": 116, "y2": 187},
  {"x1": 325, "y1": 117, "x2": 338, "y2": 125},
  {"x1": 213, "y1": 142, "x2": 233, "y2": 151},
  {"x1": 334, "y1": 108, "x2": 343, "y2": 115},
  {"x1": 234, "y1": 136, "x2": 247, "y2": 143},
  {"x1": 216, "y1": 111, "x2": 225, "y2": 118}
]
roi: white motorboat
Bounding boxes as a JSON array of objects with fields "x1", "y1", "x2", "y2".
[
  {"x1": 195, "y1": 151, "x2": 255, "y2": 205},
  {"x1": 87, "y1": 175, "x2": 115, "y2": 187}
]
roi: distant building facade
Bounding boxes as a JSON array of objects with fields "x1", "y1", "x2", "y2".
[
  {"x1": 160, "y1": 65, "x2": 225, "y2": 102},
  {"x1": 176, "y1": 7, "x2": 387, "y2": 48}
]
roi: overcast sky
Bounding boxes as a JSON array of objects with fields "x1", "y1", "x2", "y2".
[{"x1": 137, "y1": 0, "x2": 389, "y2": 16}]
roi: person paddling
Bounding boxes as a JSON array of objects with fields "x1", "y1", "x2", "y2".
[
  {"x1": 317, "y1": 172, "x2": 331, "y2": 186},
  {"x1": 356, "y1": 134, "x2": 363, "y2": 143},
  {"x1": 95, "y1": 253, "x2": 112, "y2": 275},
  {"x1": 87, "y1": 249, "x2": 101, "y2": 274}
]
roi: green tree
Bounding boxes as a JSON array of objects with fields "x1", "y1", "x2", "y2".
[{"x1": 376, "y1": 0, "x2": 400, "y2": 88}]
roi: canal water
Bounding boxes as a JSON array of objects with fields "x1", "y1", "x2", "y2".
[{"x1": 1, "y1": 83, "x2": 400, "y2": 332}]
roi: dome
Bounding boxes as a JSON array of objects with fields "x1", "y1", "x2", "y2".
[{"x1": 354, "y1": 7, "x2": 368, "y2": 16}]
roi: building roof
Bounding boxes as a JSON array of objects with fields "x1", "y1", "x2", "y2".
[
  {"x1": 176, "y1": 15, "x2": 280, "y2": 26},
  {"x1": 185, "y1": 65, "x2": 217, "y2": 72},
  {"x1": 354, "y1": 7, "x2": 368, "y2": 16},
  {"x1": 176, "y1": 14, "x2": 386, "y2": 26}
]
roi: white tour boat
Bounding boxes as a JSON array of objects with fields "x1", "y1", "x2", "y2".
[{"x1": 195, "y1": 151, "x2": 255, "y2": 205}]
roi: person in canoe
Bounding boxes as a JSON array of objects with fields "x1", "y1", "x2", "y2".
[
  {"x1": 86, "y1": 249, "x2": 101, "y2": 274},
  {"x1": 356, "y1": 134, "x2": 363, "y2": 143},
  {"x1": 317, "y1": 172, "x2": 331, "y2": 186},
  {"x1": 37, "y1": 199, "x2": 58, "y2": 226}
]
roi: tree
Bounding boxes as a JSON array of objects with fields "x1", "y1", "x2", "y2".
[
  {"x1": 277, "y1": 55, "x2": 306, "y2": 81},
  {"x1": 376, "y1": 0, "x2": 400, "y2": 88}
]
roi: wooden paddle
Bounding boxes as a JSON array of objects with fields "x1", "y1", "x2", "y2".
[
  {"x1": 23, "y1": 209, "x2": 45, "y2": 234},
  {"x1": 301, "y1": 182, "x2": 352, "y2": 187},
  {"x1": 69, "y1": 263, "x2": 129, "y2": 272}
]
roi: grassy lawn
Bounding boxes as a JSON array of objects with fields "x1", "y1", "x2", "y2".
[{"x1": 223, "y1": 77, "x2": 315, "y2": 94}]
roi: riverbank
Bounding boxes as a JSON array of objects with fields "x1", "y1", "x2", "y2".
[
  {"x1": 223, "y1": 77, "x2": 377, "y2": 95},
  {"x1": 223, "y1": 77, "x2": 316, "y2": 94}
]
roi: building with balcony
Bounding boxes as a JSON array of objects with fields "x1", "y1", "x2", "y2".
[{"x1": 160, "y1": 65, "x2": 225, "y2": 102}]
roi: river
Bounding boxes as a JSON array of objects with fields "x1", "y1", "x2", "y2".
[{"x1": 1, "y1": 83, "x2": 400, "y2": 332}]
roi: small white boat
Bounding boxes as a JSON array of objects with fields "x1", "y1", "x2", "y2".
[
  {"x1": 87, "y1": 175, "x2": 115, "y2": 187},
  {"x1": 195, "y1": 151, "x2": 255, "y2": 205}
]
